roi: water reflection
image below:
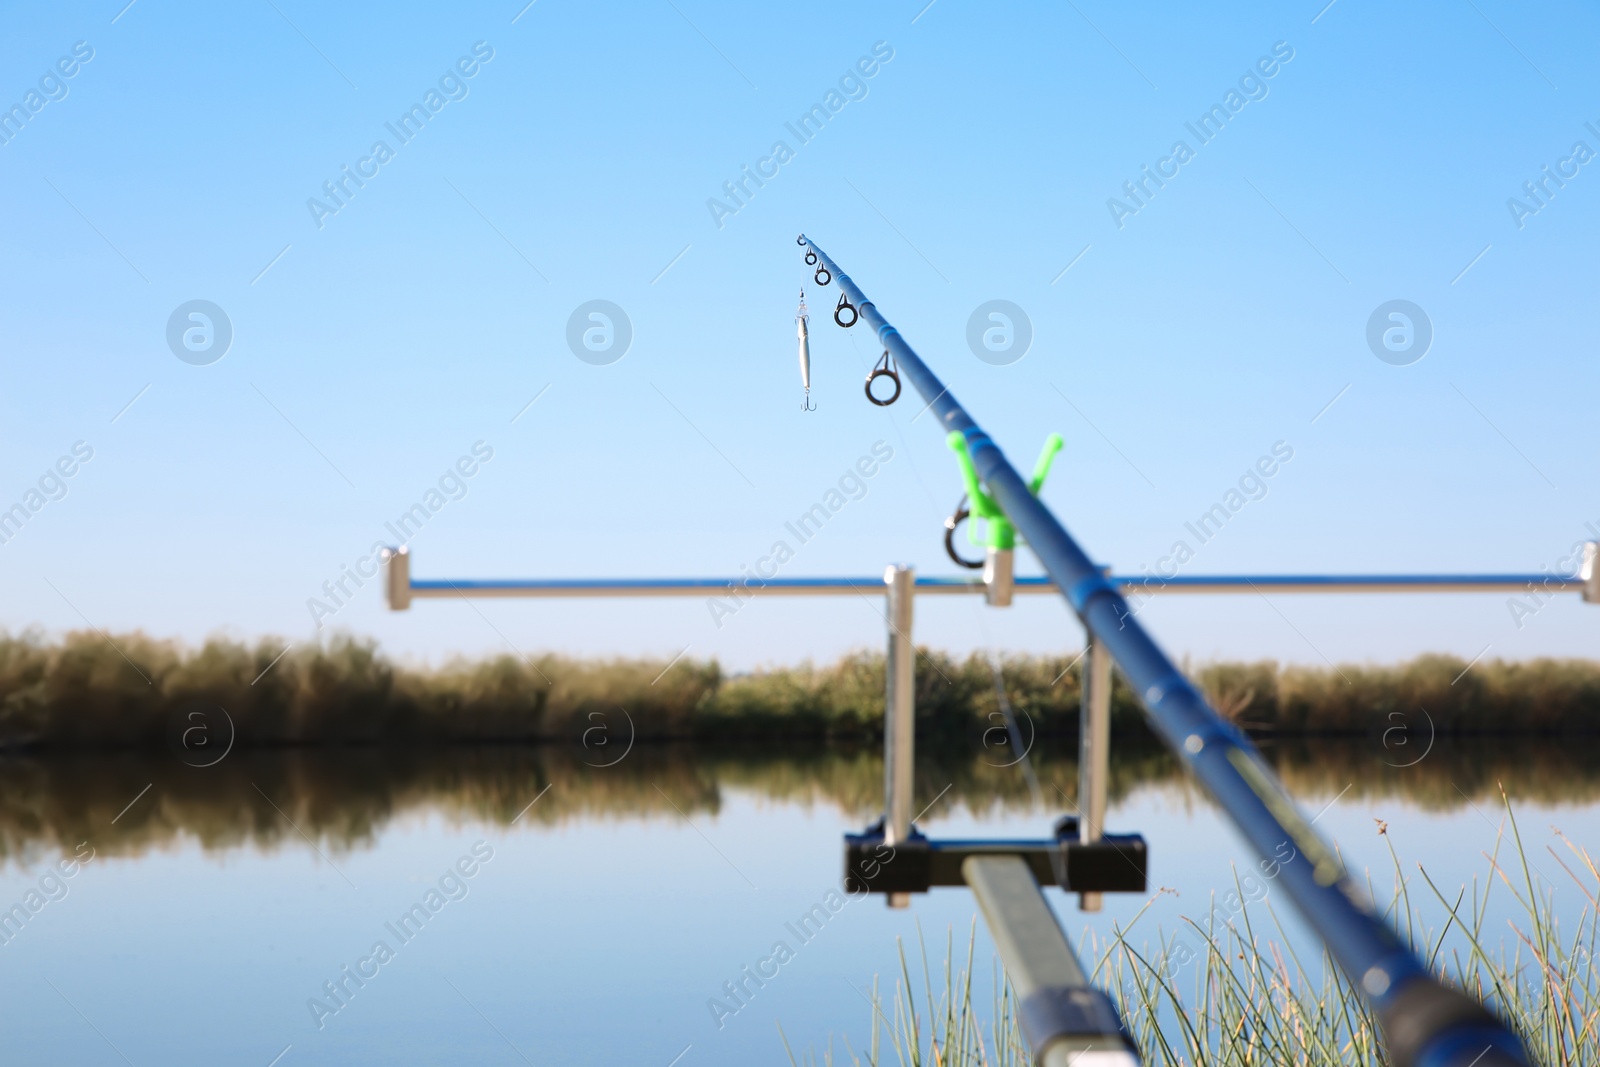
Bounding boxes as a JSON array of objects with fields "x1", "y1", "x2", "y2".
[{"x1": 1, "y1": 737, "x2": 1593, "y2": 863}]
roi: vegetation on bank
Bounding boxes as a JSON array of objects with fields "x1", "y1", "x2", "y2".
[
  {"x1": 1, "y1": 629, "x2": 1598, "y2": 750},
  {"x1": 794, "y1": 800, "x2": 1598, "y2": 1066}
]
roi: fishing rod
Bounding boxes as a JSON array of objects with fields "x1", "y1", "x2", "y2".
[{"x1": 794, "y1": 234, "x2": 1528, "y2": 1067}]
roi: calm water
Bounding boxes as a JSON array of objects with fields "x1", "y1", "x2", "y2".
[{"x1": 0, "y1": 740, "x2": 1595, "y2": 1065}]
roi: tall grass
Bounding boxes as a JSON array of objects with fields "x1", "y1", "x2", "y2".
[
  {"x1": 780, "y1": 924, "x2": 1034, "y2": 1067},
  {"x1": 0, "y1": 628, "x2": 1597, "y2": 750},
  {"x1": 1196, "y1": 655, "x2": 1600, "y2": 735},
  {"x1": 798, "y1": 798, "x2": 1598, "y2": 1065}
]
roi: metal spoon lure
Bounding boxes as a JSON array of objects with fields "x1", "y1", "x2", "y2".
[{"x1": 797, "y1": 288, "x2": 815, "y2": 411}]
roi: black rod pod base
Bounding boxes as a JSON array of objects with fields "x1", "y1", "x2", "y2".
[{"x1": 842, "y1": 817, "x2": 1148, "y2": 896}]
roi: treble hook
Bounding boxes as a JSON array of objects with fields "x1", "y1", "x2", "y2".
[
  {"x1": 802, "y1": 389, "x2": 817, "y2": 412},
  {"x1": 865, "y1": 349, "x2": 901, "y2": 406}
]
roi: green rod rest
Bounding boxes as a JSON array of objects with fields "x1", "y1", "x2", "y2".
[{"x1": 947, "y1": 431, "x2": 1063, "y2": 550}]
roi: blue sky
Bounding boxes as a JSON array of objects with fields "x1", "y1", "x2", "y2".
[{"x1": 2, "y1": 0, "x2": 1596, "y2": 671}]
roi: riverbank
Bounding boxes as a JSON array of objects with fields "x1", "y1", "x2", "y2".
[{"x1": 1, "y1": 630, "x2": 1597, "y2": 750}]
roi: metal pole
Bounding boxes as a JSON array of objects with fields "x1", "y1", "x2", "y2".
[
  {"x1": 884, "y1": 565, "x2": 915, "y2": 849},
  {"x1": 963, "y1": 856, "x2": 1139, "y2": 1067},
  {"x1": 984, "y1": 546, "x2": 1015, "y2": 606},
  {"x1": 382, "y1": 546, "x2": 412, "y2": 610},
  {"x1": 1077, "y1": 635, "x2": 1111, "y2": 913},
  {"x1": 800, "y1": 236, "x2": 1527, "y2": 1067}
]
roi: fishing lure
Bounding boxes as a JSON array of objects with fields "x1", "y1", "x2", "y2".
[{"x1": 797, "y1": 288, "x2": 814, "y2": 411}]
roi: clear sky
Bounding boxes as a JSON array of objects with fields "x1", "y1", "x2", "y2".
[{"x1": 2, "y1": 0, "x2": 1595, "y2": 672}]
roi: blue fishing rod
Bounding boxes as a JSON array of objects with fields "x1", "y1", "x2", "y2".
[{"x1": 796, "y1": 234, "x2": 1528, "y2": 1067}]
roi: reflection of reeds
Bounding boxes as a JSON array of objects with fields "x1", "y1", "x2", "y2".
[
  {"x1": 3, "y1": 631, "x2": 1598, "y2": 751},
  {"x1": 799, "y1": 800, "x2": 1598, "y2": 1065},
  {"x1": 2, "y1": 739, "x2": 1598, "y2": 864}
]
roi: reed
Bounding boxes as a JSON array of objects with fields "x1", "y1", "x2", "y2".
[{"x1": 0, "y1": 628, "x2": 1597, "y2": 750}]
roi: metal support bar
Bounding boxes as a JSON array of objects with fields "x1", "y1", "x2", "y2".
[
  {"x1": 801, "y1": 236, "x2": 1528, "y2": 1067},
  {"x1": 388, "y1": 568, "x2": 1589, "y2": 605},
  {"x1": 963, "y1": 856, "x2": 1139, "y2": 1067},
  {"x1": 884, "y1": 565, "x2": 915, "y2": 850},
  {"x1": 1077, "y1": 636, "x2": 1111, "y2": 913}
]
